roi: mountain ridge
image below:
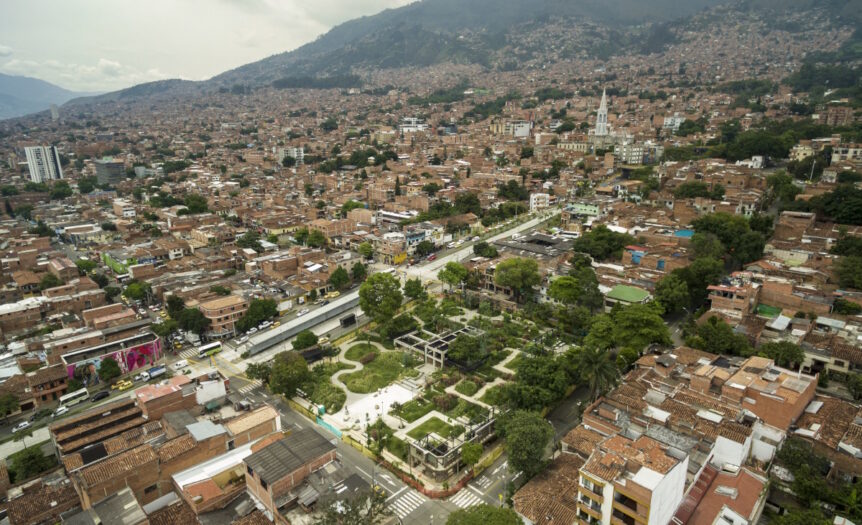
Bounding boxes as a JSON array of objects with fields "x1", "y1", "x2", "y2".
[
  {"x1": 0, "y1": 72, "x2": 96, "y2": 120},
  {"x1": 62, "y1": 0, "x2": 861, "y2": 109}
]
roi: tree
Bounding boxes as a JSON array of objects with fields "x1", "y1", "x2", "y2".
[
  {"x1": 178, "y1": 308, "x2": 212, "y2": 335},
  {"x1": 269, "y1": 352, "x2": 311, "y2": 399},
  {"x1": 835, "y1": 298, "x2": 862, "y2": 315},
  {"x1": 0, "y1": 393, "x2": 19, "y2": 419},
  {"x1": 49, "y1": 181, "x2": 73, "y2": 200},
  {"x1": 548, "y1": 276, "x2": 580, "y2": 305},
  {"x1": 688, "y1": 316, "x2": 752, "y2": 356},
  {"x1": 655, "y1": 273, "x2": 689, "y2": 314},
  {"x1": 98, "y1": 357, "x2": 121, "y2": 382},
  {"x1": 675, "y1": 257, "x2": 725, "y2": 307},
  {"x1": 101, "y1": 221, "x2": 117, "y2": 231},
  {"x1": 446, "y1": 505, "x2": 521, "y2": 525},
  {"x1": 39, "y1": 273, "x2": 63, "y2": 291},
  {"x1": 236, "y1": 231, "x2": 262, "y2": 252},
  {"x1": 414, "y1": 240, "x2": 436, "y2": 257},
  {"x1": 691, "y1": 233, "x2": 724, "y2": 261},
  {"x1": 572, "y1": 225, "x2": 635, "y2": 261},
  {"x1": 351, "y1": 262, "x2": 367, "y2": 281},
  {"x1": 209, "y1": 285, "x2": 231, "y2": 296},
  {"x1": 246, "y1": 362, "x2": 272, "y2": 385},
  {"x1": 403, "y1": 278, "x2": 426, "y2": 300},
  {"x1": 473, "y1": 241, "x2": 498, "y2": 258},
  {"x1": 439, "y1": 262, "x2": 469, "y2": 291},
  {"x1": 124, "y1": 281, "x2": 151, "y2": 301},
  {"x1": 307, "y1": 229, "x2": 326, "y2": 248},
  {"x1": 8, "y1": 446, "x2": 54, "y2": 484},
  {"x1": 75, "y1": 259, "x2": 97, "y2": 274},
  {"x1": 837, "y1": 256, "x2": 862, "y2": 289},
  {"x1": 448, "y1": 335, "x2": 484, "y2": 364},
  {"x1": 328, "y1": 267, "x2": 350, "y2": 291},
  {"x1": 691, "y1": 213, "x2": 764, "y2": 267},
  {"x1": 494, "y1": 257, "x2": 540, "y2": 303},
  {"x1": 293, "y1": 330, "x2": 319, "y2": 350},
  {"x1": 151, "y1": 319, "x2": 178, "y2": 339},
  {"x1": 847, "y1": 373, "x2": 862, "y2": 401},
  {"x1": 359, "y1": 273, "x2": 403, "y2": 324},
  {"x1": 460, "y1": 442, "x2": 482, "y2": 474},
  {"x1": 613, "y1": 303, "x2": 671, "y2": 350},
  {"x1": 502, "y1": 410, "x2": 553, "y2": 479},
  {"x1": 183, "y1": 193, "x2": 209, "y2": 214},
  {"x1": 571, "y1": 266, "x2": 603, "y2": 312},
  {"x1": 237, "y1": 299, "x2": 278, "y2": 332},
  {"x1": 358, "y1": 242, "x2": 374, "y2": 260},
  {"x1": 572, "y1": 346, "x2": 619, "y2": 400},
  {"x1": 104, "y1": 286, "x2": 121, "y2": 301},
  {"x1": 294, "y1": 227, "x2": 310, "y2": 245},
  {"x1": 166, "y1": 295, "x2": 185, "y2": 318},
  {"x1": 758, "y1": 341, "x2": 804, "y2": 369},
  {"x1": 584, "y1": 315, "x2": 615, "y2": 350}
]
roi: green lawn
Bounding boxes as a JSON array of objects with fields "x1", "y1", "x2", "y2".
[
  {"x1": 393, "y1": 398, "x2": 435, "y2": 422},
  {"x1": 407, "y1": 416, "x2": 464, "y2": 440},
  {"x1": 387, "y1": 435, "x2": 409, "y2": 461},
  {"x1": 306, "y1": 362, "x2": 353, "y2": 414},
  {"x1": 345, "y1": 343, "x2": 378, "y2": 362},
  {"x1": 341, "y1": 352, "x2": 419, "y2": 393},
  {"x1": 455, "y1": 380, "x2": 479, "y2": 397},
  {"x1": 480, "y1": 384, "x2": 507, "y2": 406},
  {"x1": 503, "y1": 353, "x2": 529, "y2": 371}
]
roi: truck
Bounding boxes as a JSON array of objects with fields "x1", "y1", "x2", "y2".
[
  {"x1": 140, "y1": 365, "x2": 167, "y2": 381},
  {"x1": 184, "y1": 331, "x2": 201, "y2": 346}
]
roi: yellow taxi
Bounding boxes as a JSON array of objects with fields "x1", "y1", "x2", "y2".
[
  {"x1": 326, "y1": 291, "x2": 341, "y2": 299},
  {"x1": 272, "y1": 321, "x2": 281, "y2": 328},
  {"x1": 112, "y1": 380, "x2": 133, "y2": 391}
]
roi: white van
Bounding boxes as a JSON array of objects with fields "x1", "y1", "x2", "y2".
[{"x1": 173, "y1": 359, "x2": 188, "y2": 370}]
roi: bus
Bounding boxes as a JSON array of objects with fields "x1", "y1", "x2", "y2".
[
  {"x1": 197, "y1": 342, "x2": 222, "y2": 359},
  {"x1": 59, "y1": 388, "x2": 89, "y2": 407}
]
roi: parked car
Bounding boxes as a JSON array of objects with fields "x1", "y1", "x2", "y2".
[
  {"x1": 248, "y1": 327, "x2": 258, "y2": 334},
  {"x1": 272, "y1": 321, "x2": 281, "y2": 328},
  {"x1": 427, "y1": 254, "x2": 437, "y2": 261},
  {"x1": 12, "y1": 421, "x2": 30, "y2": 433},
  {"x1": 112, "y1": 380, "x2": 133, "y2": 391},
  {"x1": 239, "y1": 335, "x2": 249, "y2": 343},
  {"x1": 90, "y1": 391, "x2": 110, "y2": 402},
  {"x1": 326, "y1": 291, "x2": 340, "y2": 299},
  {"x1": 53, "y1": 406, "x2": 69, "y2": 418},
  {"x1": 297, "y1": 308, "x2": 310, "y2": 317}
]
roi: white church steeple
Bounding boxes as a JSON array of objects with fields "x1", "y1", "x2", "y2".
[{"x1": 595, "y1": 89, "x2": 609, "y2": 137}]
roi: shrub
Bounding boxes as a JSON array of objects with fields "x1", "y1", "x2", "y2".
[
  {"x1": 434, "y1": 393, "x2": 458, "y2": 412},
  {"x1": 359, "y1": 352, "x2": 378, "y2": 365}
]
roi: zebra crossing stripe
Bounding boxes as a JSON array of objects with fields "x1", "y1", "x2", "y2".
[
  {"x1": 389, "y1": 491, "x2": 425, "y2": 518},
  {"x1": 449, "y1": 490, "x2": 483, "y2": 508}
]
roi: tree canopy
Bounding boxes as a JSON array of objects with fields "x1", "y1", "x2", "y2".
[
  {"x1": 494, "y1": 257, "x2": 540, "y2": 303},
  {"x1": 359, "y1": 272, "x2": 403, "y2": 324},
  {"x1": 501, "y1": 410, "x2": 553, "y2": 479},
  {"x1": 572, "y1": 225, "x2": 635, "y2": 261}
]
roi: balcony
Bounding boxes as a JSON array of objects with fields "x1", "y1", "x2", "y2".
[
  {"x1": 578, "y1": 500, "x2": 602, "y2": 521},
  {"x1": 580, "y1": 483, "x2": 604, "y2": 502}
]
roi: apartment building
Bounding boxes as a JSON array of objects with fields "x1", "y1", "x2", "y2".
[
  {"x1": 576, "y1": 434, "x2": 688, "y2": 525},
  {"x1": 23, "y1": 145, "x2": 64, "y2": 183},
  {"x1": 198, "y1": 294, "x2": 248, "y2": 339}
]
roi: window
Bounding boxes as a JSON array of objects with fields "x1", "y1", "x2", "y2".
[
  {"x1": 261, "y1": 479, "x2": 268, "y2": 490},
  {"x1": 144, "y1": 484, "x2": 158, "y2": 494},
  {"x1": 247, "y1": 465, "x2": 254, "y2": 476}
]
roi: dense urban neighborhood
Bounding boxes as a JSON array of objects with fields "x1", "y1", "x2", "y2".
[{"x1": 0, "y1": 0, "x2": 860, "y2": 524}]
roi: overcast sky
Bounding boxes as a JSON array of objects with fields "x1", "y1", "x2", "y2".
[{"x1": 0, "y1": 0, "x2": 413, "y2": 93}]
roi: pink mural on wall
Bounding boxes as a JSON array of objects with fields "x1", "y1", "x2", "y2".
[{"x1": 65, "y1": 338, "x2": 163, "y2": 378}]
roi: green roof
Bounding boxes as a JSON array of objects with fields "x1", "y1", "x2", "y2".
[
  {"x1": 606, "y1": 285, "x2": 651, "y2": 303},
  {"x1": 755, "y1": 304, "x2": 782, "y2": 318}
]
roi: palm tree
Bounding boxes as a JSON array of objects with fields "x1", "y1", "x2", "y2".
[{"x1": 574, "y1": 346, "x2": 620, "y2": 401}]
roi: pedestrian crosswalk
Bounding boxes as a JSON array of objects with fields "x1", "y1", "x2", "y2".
[
  {"x1": 236, "y1": 380, "x2": 262, "y2": 395},
  {"x1": 473, "y1": 475, "x2": 492, "y2": 489},
  {"x1": 388, "y1": 490, "x2": 426, "y2": 520},
  {"x1": 177, "y1": 348, "x2": 198, "y2": 359},
  {"x1": 449, "y1": 489, "x2": 484, "y2": 509}
]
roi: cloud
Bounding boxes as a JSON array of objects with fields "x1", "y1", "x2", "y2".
[
  {"x1": 0, "y1": 44, "x2": 11, "y2": 57},
  {"x1": 97, "y1": 58, "x2": 122, "y2": 77},
  {"x1": 0, "y1": 57, "x2": 173, "y2": 91}
]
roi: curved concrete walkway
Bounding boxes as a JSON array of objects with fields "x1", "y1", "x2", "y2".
[{"x1": 331, "y1": 340, "x2": 389, "y2": 405}]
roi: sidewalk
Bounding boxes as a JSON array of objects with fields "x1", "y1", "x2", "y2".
[{"x1": 0, "y1": 427, "x2": 50, "y2": 458}]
